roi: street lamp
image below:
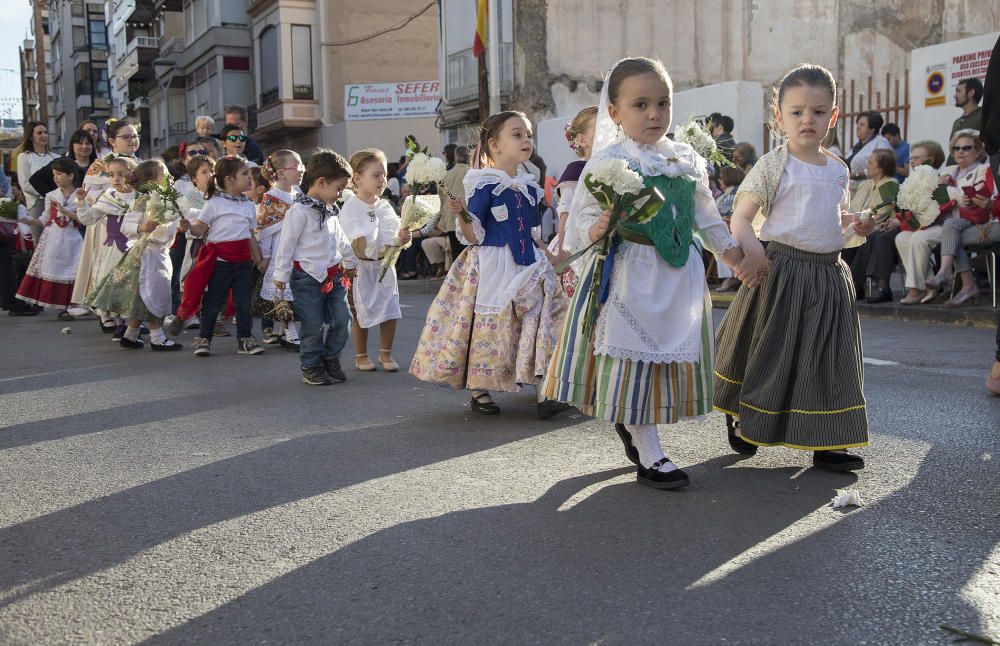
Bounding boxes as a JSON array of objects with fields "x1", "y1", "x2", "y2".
[{"x1": 152, "y1": 58, "x2": 177, "y2": 151}]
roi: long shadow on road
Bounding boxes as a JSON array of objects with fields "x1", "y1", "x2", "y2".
[
  {"x1": 144, "y1": 447, "x2": 997, "y2": 645},
  {"x1": 0, "y1": 412, "x2": 556, "y2": 608}
]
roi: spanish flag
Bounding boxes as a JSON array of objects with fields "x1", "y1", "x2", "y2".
[{"x1": 473, "y1": 0, "x2": 487, "y2": 58}]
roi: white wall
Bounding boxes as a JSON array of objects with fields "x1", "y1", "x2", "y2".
[
  {"x1": 537, "y1": 81, "x2": 764, "y2": 185},
  {"x1": 909, "y1": 32, "x2": 999, "y2": 146}
]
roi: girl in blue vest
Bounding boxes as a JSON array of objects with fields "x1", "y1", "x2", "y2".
[{"x1": 410, "y1": 111, "x2": 571, "y2": 419}]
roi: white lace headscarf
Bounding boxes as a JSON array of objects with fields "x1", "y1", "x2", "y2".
[{"x1": 562, "y1": 58, "x2": 706, "y2": 254}]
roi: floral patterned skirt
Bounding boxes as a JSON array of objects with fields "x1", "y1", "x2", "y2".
[
  {"x1": 85, "y1": 244, "x2": 152, "y2": 322},
  {"x1": 409, "y1": 246, "x2": 568, "y2": 393}
]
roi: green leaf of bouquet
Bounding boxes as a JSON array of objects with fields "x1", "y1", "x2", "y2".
[
  {"x1": 931, "y1": 185, "x2": 951, "y2": 205},
  {"x1": 877, "y1": 181, "x2": 899, "y2": 203}
]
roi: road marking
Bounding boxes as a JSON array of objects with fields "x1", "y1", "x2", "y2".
[{"x1": 863, "y1": 357, "x2": 900, "y2": 366}]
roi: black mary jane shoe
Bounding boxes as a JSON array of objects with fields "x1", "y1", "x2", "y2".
[
  {"x1": 150, "y1": 340, "x2": 183, "y2": 352},
  {"x1": 726, "y1": 414, "x2": 757, "y2": 455},
  {"x1": 813, "y1": 450, "x2": 865, "y2": 472},
  {"x1": 100, "y1": 320, "x2": 117, "y2": 333},
  {"x1": 470, "y1": 393, "x2": 501, "y2": 415},
  {"x1": 865, "y1": 288, "x2": 893, "y2": 304},
  {"x1": 119, "y1": 337, "x2": 145, "y2": 350},
  {"x1": 281, "y1": 337, "x2": 301, "y2": 353},
  {"x1": 537, "y1": 399, "x2": 572, "y2": 420},
  {"x1": 614, "y1": 424, "x2": 640, "y2": 465},
  {"x1": 57, "y1": 311, "x2": 75, "y2": 322},
  {"x1": 636, "y1": 458, "x2": 690, "y2": 490}
]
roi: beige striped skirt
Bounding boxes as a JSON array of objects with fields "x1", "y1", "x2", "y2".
[
  {"x1": 542, "y1": 254, "x2": 715, "y2": 425},
  {"x1": 713, "y1": 242, "x2": 869, "y2": 451}
]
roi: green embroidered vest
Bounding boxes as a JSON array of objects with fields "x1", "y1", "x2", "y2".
[{"x1": 620, "y1": 174, "x2": 696, "y2": 268}]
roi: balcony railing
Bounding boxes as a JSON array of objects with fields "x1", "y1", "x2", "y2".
[
  {"x1": 126, "y1": 36, "x2": 160, "y2": 56},
  {"x1": 292, "y1": 84, "x2": 313, "y2": 100},
  {"x1": 445, "y1": 45, "x2": 513, "y2": 104},
  {"x1": 259, "y1": 87, "x2": 279, "y2": 107},
  {"x1": 160, "y1": 35, "x2": 185, "y2": 58}
]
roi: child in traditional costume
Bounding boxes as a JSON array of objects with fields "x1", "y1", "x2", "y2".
[
  {"x1": 75, "y1": 153, "x2": 139, "y2": 334},
  {"x1": 16, "y1": 158, "x2": 85, "y2": 317},
  {"x1": 339, "y1": 149, "x2": 408, "y2": 372},
  {"x1": 272, "y1": 149, "x2": 357, "y2": 385},
  {"x1": 86, "y1": 160, "x2": 182, "y2": 351},
  {"x1": 714, "y1": 64, "x2": 875, "y2": 472},
  {"x1": 410, "y1": 111, "x2": 571, "y2": 419},
  {"x1": 168, "y1": 156, "x2": 264, "y2": 356},
  {"x1": 542, "y1": 58, "x2": 745, "y2": 489},
  {"x1": 173, "y1": 154, "x2": 213, "y2": 331},
  {"x1": 254, "y1": 150, "x2": 302, "y2": 350},
  {"x1": 547, "y1": 106, "x2": 597, "y2": 297}
]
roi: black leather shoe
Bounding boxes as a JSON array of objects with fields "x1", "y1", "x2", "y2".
[
  {"x1": 150, "y1": 340, "x2": 182, "y2": 352},
  {"x1": 281, "y1": 338, "x2": 300, "y2": 352},
  {"x1": 119, "y1": 337, "x2": 144, "y2": 350},
  {"x1": 636, "y1": 459, "x2": 690, "y2": 490},
  {"x1": 726, "y1": 414, "x2": 757, "y2": 455},
  {"x1": 537, "y1": 399, "x2": 572, "y2": 420},
  {"x1": 470, "y1": 393, "x2": 501, "y2": 415},
  {"x1": 813, "y1": 451, "x2": 865, "y2": 472},
  {"x1": 865, "y1": 288, "x2": 893, "y2": 304},
  {"x1": 614, "y1": 424, "x2": 640, "y2": 465}
]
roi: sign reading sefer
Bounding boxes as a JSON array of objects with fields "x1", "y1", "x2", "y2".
[{"x1": 344, "y1": 81, "x2": 441, "y2": 121}]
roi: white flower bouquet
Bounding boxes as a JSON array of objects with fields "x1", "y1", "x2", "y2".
[
  {"x1": 133, "y1": 180, "x2": 183, "y2": 254},
  {"x1": 379, "y1": 192, "x2": 440, "y2": 282},
  {"x1": 404, "y1": 137, "x2": 473, "y2": 224},
  {"x1": 555, "y1": 156, "x2": 664, "y2": 337},
  {"x1": 674, "y1": 118, "x2": 733, "y2": 168},
  {"x1": 893, "y1": 164, "x2": 950, "y2": 231}
]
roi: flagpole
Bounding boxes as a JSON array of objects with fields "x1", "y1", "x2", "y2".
[
  {"x1": 487, "y1": 0, "x2": 501, "y2": 114},
  {"x1": 478, "y1": 51, "x2": 488, "y2": 122}
]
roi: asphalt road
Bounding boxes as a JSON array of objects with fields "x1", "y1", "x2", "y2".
[{"x1": 0, "y1": 296, "x2": 997, "y2": 645}]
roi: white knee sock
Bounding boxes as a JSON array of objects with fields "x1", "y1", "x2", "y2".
[
  {"x1": 124, "y1": 325, "x2": 140, "y2": 341},
  {"x1": 285, "y1": 321, "x2": 299, "y2": 341},
  {"x1": 626, "y1": 424, "x2": 677, "y2": 472},
  {"x1": 150, "y1": 328, "x2": 167, "y2": 345}
]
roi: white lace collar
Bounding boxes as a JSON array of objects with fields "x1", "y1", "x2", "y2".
[
  {"x1": 268, "y1": 186, "x2": 297, "y2": 204},
  {"x1": 597, "y1": 135, "x2": 707, "y2": 183},
  {"x1": 462, "y1": 167, "x2": 541, "y2": 206}
]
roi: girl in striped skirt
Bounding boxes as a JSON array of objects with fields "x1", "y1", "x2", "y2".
[
  {"x1": 714, "y1": 64, "x2": 876, "y2": 471},
  {"x1": 542, "y1": 57, "x2": 745, "y2": 489}
]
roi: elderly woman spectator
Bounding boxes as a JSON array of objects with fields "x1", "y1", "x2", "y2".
[
  {"x1": 925, "y1": 130, "x2": 998, "y2": 307},
  {"x1": 892, "y1": 140, "x2": 952, "y2": 304},
  {"x1": 732, "y1": 142, "x2": 756, "y2": 174},
  {"x1": 846, "y1": 111, "x2": 892, "y2": 189},
  {"x1": 845, "y1": 149, "x2": 899, "y2": 302}
]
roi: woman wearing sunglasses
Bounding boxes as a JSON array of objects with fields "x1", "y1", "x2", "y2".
[
  {"x1": 220, "y1": 124, "x2": 257, "y2": 167},
  {"x1": 896, "y1": 132, "x2": 986, "y2": 306},
  {"x1": 925, "y1": 129, "x2": 997, "y2": 307}
]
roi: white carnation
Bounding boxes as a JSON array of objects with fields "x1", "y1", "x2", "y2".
[
  {"x1": 405, "y1": 152, "x2": 447, "y2": 187},
  {"x1": 896, "y1": 165, "x2": 942, "y2": 226},
  {"x1": 588, "y1": 157, "x2": 644, "y2": 195}
]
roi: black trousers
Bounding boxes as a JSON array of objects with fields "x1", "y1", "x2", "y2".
[
  {"x1": 849, "y1": 228, "x2": 901, "y2": 295},
  {"x1": 0, "y1": 244, "x2": 16, "y2": 309},
  {"x1": 199, "y1": 260, "x2": 253, "y2": 341},
  {"x1": 169, "y1": 232, "x2": 186, "y2": 315}
]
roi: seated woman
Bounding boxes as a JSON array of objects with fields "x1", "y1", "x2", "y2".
[
  {"x1": 926, "y1": 133, "x2": 1000, "y2": 307},
  {"x1": 894, "y1": 140, "x2": 948, "y2": 303},
  {"x1": 846, "y1": 148, "x2": 898, "y2": 301}
]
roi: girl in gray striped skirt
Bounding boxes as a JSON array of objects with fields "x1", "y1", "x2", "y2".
[{"x1": 714, "y1": 64, "x2": 877, "y2": 472}]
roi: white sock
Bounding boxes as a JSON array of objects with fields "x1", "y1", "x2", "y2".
[
  {"x1": 285, "y1": 321, "x2": 299, "y2": 342},
  {"x1": 150, "y1": 328, "x2": 167, "y2": 344},
  {"x1": 124, "y1": 325, "x2": 140, "y2": 341},
  {"x1": 626, "y1": 424, "x2": 678, "y2": 472}
]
